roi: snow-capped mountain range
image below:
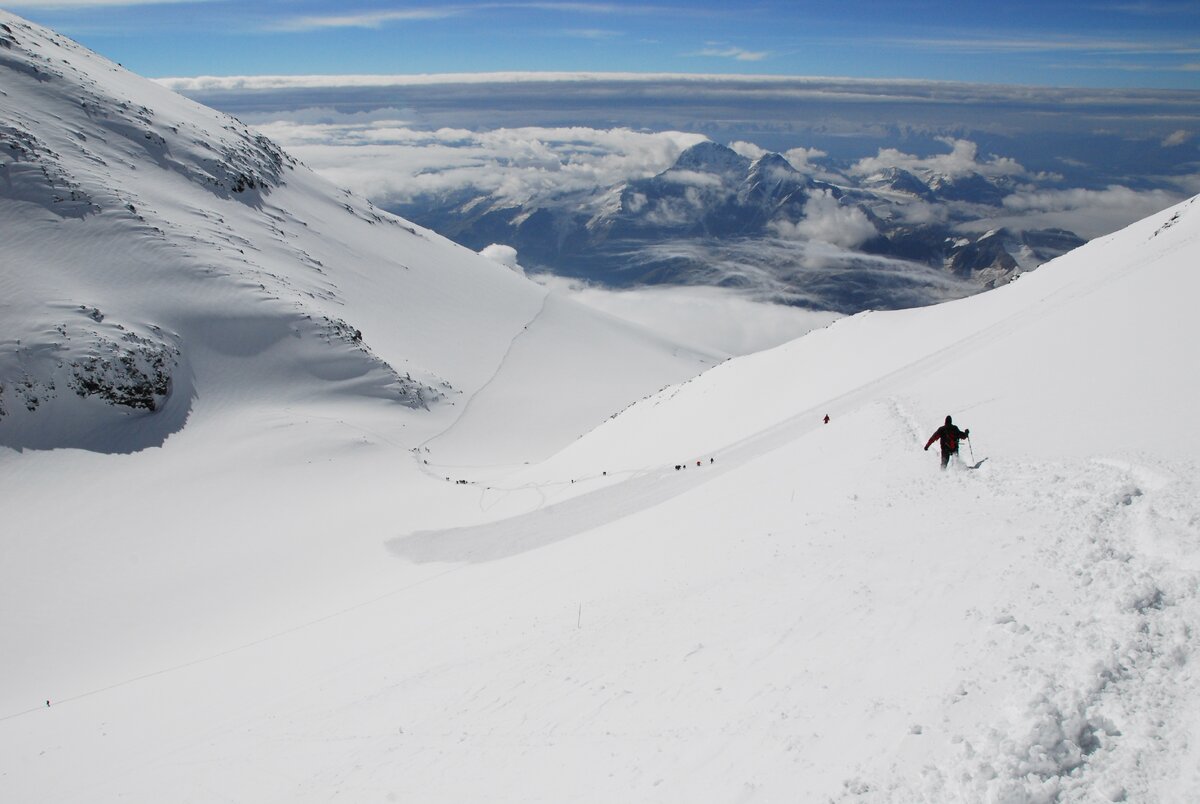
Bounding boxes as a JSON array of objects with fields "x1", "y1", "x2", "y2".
[
  {"x1": 389, "y1": 140, "x2": 1084, "y2": 312},
  {"x1": 2, "y1": 11, "x2": 1198, "y2": 803}
]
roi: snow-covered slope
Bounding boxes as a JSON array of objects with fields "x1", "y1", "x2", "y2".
[
  {"x1": 523, "y1": 194, "x2": 1200, "y2": 482},
  {"x1": 2, "y1": 11, "x2": 1198, "y2": 804},
  {"x1": 0, "y1": 11, "x2": 714, "y2": 459}
]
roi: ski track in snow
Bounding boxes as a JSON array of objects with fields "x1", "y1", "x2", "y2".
[
  {"x1": 415, "y1": 287, "x2": 551, "y2": 477},
  {"x1": 836, "y1": 414, "x2": 1200, "y2": 802},
  {"x1": 389, "y1": 389, "x2": 1200, "y2": 801},
  {"x1": 401, "y1": 264, "x2": 1081, "y2": 543}
]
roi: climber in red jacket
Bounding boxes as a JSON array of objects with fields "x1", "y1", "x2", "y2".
[{"x1": 925, "y1": 415, "x2": 970, "y2": 469}]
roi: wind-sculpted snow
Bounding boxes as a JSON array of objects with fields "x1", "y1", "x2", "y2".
[
  {"x1": 82, "y1": 105, "x2": 293, "y2": 203},
  {"x1": 0, "y1": 123, "x2": 97, "y2": 217},
  {"x1": 0, "y1": 17, "x2": 291, "y2": 210}
]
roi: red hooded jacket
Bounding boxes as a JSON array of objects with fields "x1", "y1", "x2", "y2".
[{"x1": 926, "y1": 418, "x2": 968, "y2": 452}]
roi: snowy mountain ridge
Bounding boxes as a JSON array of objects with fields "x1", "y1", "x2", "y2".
[
  {"x1": 389, "y1": 139, "x2": 1085, "y2": 311},
  {"x1": 0, "y1": 10, "x2": 714, "y2": 456},
  {"x1": 0, "y1": 13, "x2": 437, "y2": 448}
]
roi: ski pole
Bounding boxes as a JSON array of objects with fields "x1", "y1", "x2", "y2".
[{"x1": 967, "y1": 435, "x2": 975, "y2": 463}]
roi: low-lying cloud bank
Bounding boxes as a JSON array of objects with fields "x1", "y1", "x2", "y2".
[
  {"x1": 252, "y1": 114, "x2": 1194, "y2": 243},
  {"x1": 167, "y1": 74, "x2": 1199, "y2": 181},
  {"x1": 617, "y1": 237, "x2": 978, "y2": 312},
  {"x1": 851, "y1": 138, "x2": 1027, "y2": 181},
  {"x1": 534, "y1": 278, "x2": 842, "y2": 357},
  {"x1": 771, "y1": 190, "x2": 879, "y2": 249},
  {"x1": 989, "y1": 185, "x2": 1196, "y2": 240},
  {"x1": 171, "y1": 74, "x2": 1199, "y2": 304},
  {"x1": 253, "y1": 117, "x2": 707, "y2": 207}
]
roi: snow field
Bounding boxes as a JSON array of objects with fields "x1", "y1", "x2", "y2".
[
  {"x1": 8, "y1": 391, "x2": 1195, "y2": 803},
  {"x1": 2, "y1": 10, "x2": 1199, "y2": 802}
]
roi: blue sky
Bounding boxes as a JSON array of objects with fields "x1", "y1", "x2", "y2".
[{"x1": 6, "y1": 0, "x2": 1199, "y2": 87}]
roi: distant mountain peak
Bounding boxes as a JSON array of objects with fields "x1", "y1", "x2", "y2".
[
  {"x1": 749, "y1": 152, "x2": 800, "y2": 176},
  {"x1": 741, "y1": 151, "x2": 809, "y2": 205},
  {"x1": 863, "y1": 167, "x2": 934, "y2": 200},
  {"x1": 670, "y1": 141, "x2": 751, "y2": 175}
]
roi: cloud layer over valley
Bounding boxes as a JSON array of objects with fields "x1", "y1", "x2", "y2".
[{"x1": 173, "y1": 74, "x2": 1200, "y2": 312}]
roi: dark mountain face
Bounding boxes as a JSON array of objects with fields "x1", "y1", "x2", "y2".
[
  {"x1": 863, "y1": 168, "x2": 934, "y2": 201},
  {"x1": 385, "y1": 141, "x2": 1086, "y2": 313},
  {"x1": 670, "y1": 140, "x2": 752, "y2": 175},
  {"x1": 606, "y1": 144, "x2": 797, "y2": 240},
  {"x1": 929, "y1": 172, "x2": 1012, "y2": 205}
]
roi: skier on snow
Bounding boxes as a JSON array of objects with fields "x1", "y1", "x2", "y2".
[{"x1": 925, "y1": 415, "x2": 969, "y2": 469}]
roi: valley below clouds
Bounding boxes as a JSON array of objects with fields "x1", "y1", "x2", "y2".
[{"x1": 169, "y1": 73, "x2": 1200, "y2": 325}]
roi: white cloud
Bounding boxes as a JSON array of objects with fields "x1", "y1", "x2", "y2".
[
  {"x1": 1162, "y1": 129, "x2": 1191, "y2": 147},
  {"x1": 661, "y1": 169, "x2": 727, "y2": 189},
  {"x1": 728, "y1": 141, "x2": 767, "y2": 160},
  {"x1": 624, "y1": 192, "x2": 648, "y2": 213},
  {"x1": 782, "y1": 146, "x2": 827, "y2": 173},
  {"x1": 534, "y1": 278, "x2": 842, "y2": 357},
  {"x1": 159, "y1": 73, "x2": 749, "y2": 92},
  {"x1": 479, "y1": 244, "x2": 525, "y2": 276},
  {"x1": 620, "y1": 236, "x2": 974, "y2": 312},
  {"x1": 851, "y1": 138, "x2": 1027, "y2": 180},
  {"x1": 974, "y1": 184, "x2": 1186, "y2": 239},
  {"x1": 641, "y1": 193, "x2": 705, "y2": 226},
  {"x1": 772, "y1": 190, "x2": 877, "y2": 249},
  {"x1": 882, "y1": 33, "x2": 1200, "y2": 56},
  {"x1": 272, "y1": 8, "x2": 460, "y2": 32},
  {"x1": 1103, "y1": 2, "x2": 1199, "y2": 16},
  {"x1": 266, "y1": 0, "x2": 653, "y2": 35},
  {"x1": 251, "y1": 116, "x2": 707, "y2": 207},
  {"x1": 516, "y1": 2, "x2": 669, "y2": 13},
  {"x1": 896, "y1": 200, "x2": 949, "y2": 226},
  {"x1": 561, "y1": 28, "x2": 623, "y2": 39},
  {"x1": 692, "y1": 46, "x2": 769, "y2": 62},
  {"x1": 1172, "y1": 173, "x2": 1200, "y2": 195},
  {"x1": 154, "y1": 74, "x2": 1190, "y2": 129},
  {"x1": 240, "y1": 107, "x2": 416, "y2": 127}
]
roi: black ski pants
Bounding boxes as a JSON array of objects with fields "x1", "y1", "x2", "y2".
[{"x1": 940, "y1": 446, "x2": 957, "y2": 469}]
